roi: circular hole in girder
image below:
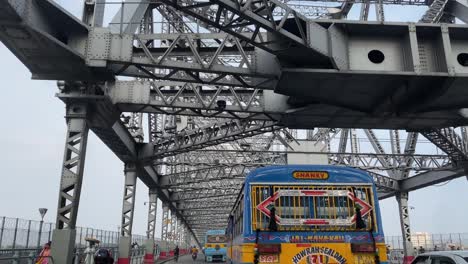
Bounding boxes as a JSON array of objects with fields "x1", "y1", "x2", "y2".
[
  {"x1": 457, "y1": 53, "x2": 468, "y2": 66},
  {"x1": 368, "y1": 50, "x2": 385, "y2": 64}
]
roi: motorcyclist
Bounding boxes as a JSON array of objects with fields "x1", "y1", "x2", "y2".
[
  {"x1": 94, "y1": 248, "x2": 114, "y2": 264},
  {"x1": 174, "y1": 245, "x2": 180, "y2": 262},
  {"x1": 191, "y1": 246, "x2": 199, "y2": 260}
]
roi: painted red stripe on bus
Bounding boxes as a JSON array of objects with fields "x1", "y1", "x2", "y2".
[
  {"x1": 301, "y1": 190, "x2": 327, "y2": 196},
  {"x1": 303, "y1": 219, "x2": 329, "y2": 225}
]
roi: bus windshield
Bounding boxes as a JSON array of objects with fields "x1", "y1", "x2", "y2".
[{"x1": 251, "y1": 185, "x2": 376, "y2": 232}]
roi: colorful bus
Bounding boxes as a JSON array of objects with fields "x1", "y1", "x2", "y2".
[
  {"x1": 226, "y1": 165, "x2": 388, "y2": 264},
  {"x1": 204, "y1": 229, "x2": 228, "y2": 262}
]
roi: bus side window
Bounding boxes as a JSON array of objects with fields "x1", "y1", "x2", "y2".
[{"x1": 413, "y1": 256, "x2": 430, "y2": 264}]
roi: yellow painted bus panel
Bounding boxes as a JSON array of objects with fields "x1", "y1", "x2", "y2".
[{"x1": 229, "y1": 243, "x2": 388, "y2": 264}]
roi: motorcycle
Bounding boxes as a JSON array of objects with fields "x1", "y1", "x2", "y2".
[{"x1": 192, "y1": 252, "x2": 198, "y2": 261}]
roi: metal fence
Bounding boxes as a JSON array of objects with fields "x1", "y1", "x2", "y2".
[
  {"x1": 386, "y1": 233, "x2": 468, "y2": 251},
  {"x1": 0, "y1": 216, "x2": 147, "y2": 250},
  {"x1": 0, "y1": 246, "x2": 151, "y2": 264}
]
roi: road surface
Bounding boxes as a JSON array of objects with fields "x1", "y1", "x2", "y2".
[{"x1": 162, "y1": 253, "x2": 223, "y2": 263}]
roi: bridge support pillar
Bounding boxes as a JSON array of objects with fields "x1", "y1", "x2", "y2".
[
  {"x1": 144, "y1": 189, "x2": 158, "y2": 263},
  {"x1": 117, "y1": 163, "x2": 137, "y2": 264},
  {"x1": 170, "y1": 210, "x2": 177, "y2": 247},
  {"x1": 397, "y1": 192, "x2": 415, "y2": 264},
  {"x1": 159, "y1": 204, "x2": 170, "y2": 259},
  {"x1": 185, "y1": 226, "x2": 190, "y2": 249},
  {"x1": 51, "y1": 103, "x2": 89, "y2": 264}
]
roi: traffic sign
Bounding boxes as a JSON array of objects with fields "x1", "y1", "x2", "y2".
[{"x1": 38, "y1": 208, "x2": 48, "y2": 219}]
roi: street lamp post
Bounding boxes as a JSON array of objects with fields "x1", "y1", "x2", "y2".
[{"x1": 37, "y1": 208, "x2": 48, "y2": 249}]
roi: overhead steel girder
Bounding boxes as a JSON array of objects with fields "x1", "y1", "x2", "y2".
[
  {"x1": 172, "y1": 188, "x2": 239, "y2": 199},
  {"x1": 421, "y1": 128, "x2": 468, "y2": 167},
  {"x1": 171, "y1": 186, "x2": 241, "y2": 193},
  {"x1": 173, "y1": 193, "x2": 239, "y2": 202},
  {"x1": 303, "y1": 0, "x2": 427, "y2": 4},
  {"x1": 190, "y1": 224, "x2": 227, "y2": 229},
  {"x1": 185, "y1": 216, "x2": 230, "y2": 220},
  {"x1": 192, "y1": 226, "x2": 226, "y2": 230},
  {"x1": 139, "y1": 120, "x2": 281, "y2": 161},
  {"x1": 161, "y1": 163, "x2": 254, "y2": 177},
  {"x1": 177, "y1": 203, "x2": 234, "y2": 210},
  {"x1": 183, "y1": 207, "x2": 232, "y2": 213},
  {"x1": 162, "y1": 177, "x2": 245, "y2": 189},
  {"x1": 189, "y1": 220, "x2": 227, "y2": 225},
  {"x1": 107, "y1": 80, "x2": 282, "y2": 120},
  {"x1": 0, "y1": 0, "x2": 95, "y2": 80},
  {"x1": 85, "y1": 29, "x2": 278, "y2": 89},
  {"x1": 398, "y1": 167, "x2": 465, "y2": 192},
  {"x1": 109, "y1": 77, "x2": 468, "y2": 132},
  {"x1": 154, "y1": 0, "x2": 333, "y2": 64},
  {"x1": 158, "y1": 148, "x2": 450, "y2": 171},
  {"x1": 159, "y1": 164, "x2": 252, "y2": 186},
  {"x1": 184, "y1": 212, "x2": 231, "y2": 218},
  {"x1": 420, "y1": 0, "x2": 451, "y2": 23},
  {"x1": 181, "y1": 211, "x2": 232, "y2": 217},
  {"x1": 440, "y1": 0, "x2": 468, "y2": 24},
  {"x1": 7, "y1": 2, "x2": 468, "y2": 129},
  {"x1": 378, "y1": 166, "x2": 465, "y2": 200},
  {"x1": 190, "y1": 221, "x2": 227, "y2": 225},
  {"x1": 331, "y1": 152, "x2": 450, "y2": 171},
  {"x1": 108, "y1": 0, "x2": 150, "y2": 34},
  {"x1": 274, "y1": 21, "x2": 468, "y2": 130},
  {"x1": 82, "y1": 0, "x2": 105, "y2": 27},
  {"x1": 185, "y1": 217, "x2": 229, "y2": 222}
]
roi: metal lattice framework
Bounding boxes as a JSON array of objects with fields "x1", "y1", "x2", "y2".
[{"x1": 2, "y1": 0, "x2": 468, "y2": 260}]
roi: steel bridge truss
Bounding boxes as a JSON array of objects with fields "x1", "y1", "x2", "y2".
[{"x1": 2, "y1": 0, "x2": 468, "y2": 260}]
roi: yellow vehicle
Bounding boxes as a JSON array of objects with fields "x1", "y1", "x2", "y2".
[{"x1": 226, "y1": 165, "x2": 388, "y2": 264}]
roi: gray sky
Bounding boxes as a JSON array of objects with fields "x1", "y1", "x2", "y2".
[{"x1": 0, "y1": 1, "x2": 467, "y2": 239}]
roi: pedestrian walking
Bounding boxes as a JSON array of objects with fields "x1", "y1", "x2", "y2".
[{"x1": 36, "y1": 242, "x2": 51, "y2": 264}]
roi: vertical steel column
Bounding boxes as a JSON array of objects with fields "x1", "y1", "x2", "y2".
[
  {"x1": 26, "y1": 220, "x2": 31, "y2": 248},
  {"x1": 170, "y1": 211, "x2": 177, "y2": 245},
  {"x1": 56, "y1": 105, "x2": 89, "y2": 229},
  {"x1": 350, "y1": 129, "x2": 359, "y2": 166},
  {"x1": 176, "y1": 219, "x2": 182, "y2": 247},
  {"x1": 0, "y1": 216, "x2": 4, "y2": 249},
  {"x1": 180, "y1": 223, "x2": 186, "y2": 249},
  {"x1": 185, "y1": 226, "x2": 190, "y2": 249},
  {"x1": 161, "y1": 205, "x2": 170, "y2": 242},
  {"x1": 78, "y1": 228, "x2": 83, "y2": 247},
  {"x1": 82, "y1": 0, "x2": 106, "y2": 27},
  {"x1": 146, "y1": 189, "x2": 158, "y2": 240},
  {"x1": 375, "y1": 0, "x2": 385, "y2": 22},
  {"x1": 397, "y1": 192, "x2": 415, "y2": 263},
  {"x1": 117, "y1": 163, "x2": 138, "y2": 264},
  {"x1": 144, "y1": 189, "x2": 158, "y2": 263},
  {"x1": 48, "y1": 223, "x2": 52, "y2": 242},
  {"x1": 360, "y1": 1, "x2": 371, "y2": 20},
  {"x1": 12, "y1": 218, "x2": 18, "y2": 249},
  {"x1": 121, "y1": 163, "x2": 137, "y2": 236},
  {"x1": 160, "y1": 204, "x2": 170, "y2": 258},
  {"x1": 51, "y1": 102, "x2": 90, "y2": 263},
  {"x1": 37, "y1": 219, "x2": 44, "y2": 248}
]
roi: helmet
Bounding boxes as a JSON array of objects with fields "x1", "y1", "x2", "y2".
[{"x1": 94, "y1": 248, "x2": 113, "y2": 264}]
